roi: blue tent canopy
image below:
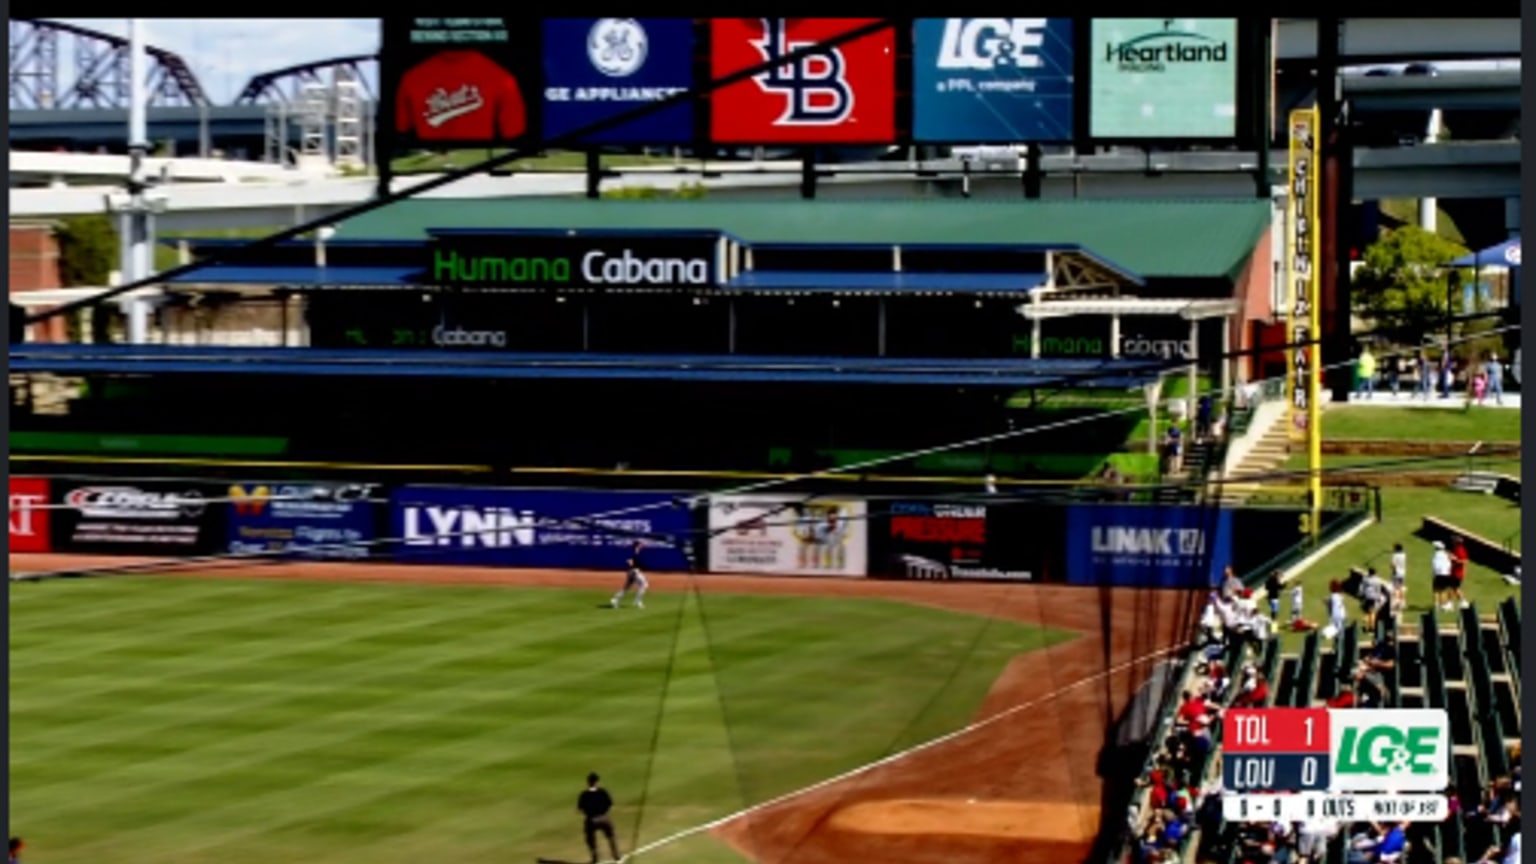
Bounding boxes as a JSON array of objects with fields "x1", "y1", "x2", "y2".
[{"x1": 1448, "y1": 237, "x2": 1521, "y2": 269}]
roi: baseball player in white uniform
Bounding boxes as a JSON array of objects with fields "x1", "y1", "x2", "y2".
[{"x1": 610, "y1": 541, "x2": 649, "y2": 609}]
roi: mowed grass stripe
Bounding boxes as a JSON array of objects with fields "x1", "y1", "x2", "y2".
[{"x1": 13, "y1": 577, "x2": 1072, "y2": 864}]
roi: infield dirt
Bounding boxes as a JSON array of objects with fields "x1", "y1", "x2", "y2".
[{"x1": 11, "y1": 554, "x2": 1200, "y2": 864}]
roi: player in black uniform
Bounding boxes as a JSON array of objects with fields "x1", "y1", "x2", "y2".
[{"x1": 577, "y1": 772, "x2": 621, "y2": 863}]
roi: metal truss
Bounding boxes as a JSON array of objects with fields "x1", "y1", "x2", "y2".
[
  {"x1": 8, "y1": 18, "x2": 209, "y2": 110},
  {"x1": 233, "y1": 54, "x2": 376, "y2": 106}
]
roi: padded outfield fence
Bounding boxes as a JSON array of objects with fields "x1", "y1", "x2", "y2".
[{"x1": 9, "y1": 474, "x2": 1373, "y2": 587}]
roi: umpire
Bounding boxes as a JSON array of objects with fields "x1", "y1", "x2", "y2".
[{"x1": 577, "y1": 772, "x2": 621, "y2": 864}]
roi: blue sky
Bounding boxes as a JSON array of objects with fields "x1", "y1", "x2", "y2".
[{"x1": 56, "y1": 19, "x2": 380, "y2": 104}]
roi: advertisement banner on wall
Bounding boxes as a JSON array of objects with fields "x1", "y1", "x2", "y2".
[
  {"x1": 912, "y1": 18, "x2": 1075, "y2": 143},
  {"x1": 389, "y1": 486, "x2": 691, "y2": 570},
  {"x1": 709, "y1": 18, "x2": 896, "y2": 145},
  {"x1": 1064, "y1": 504, "x2": 1232, "y2": 588},
  {"x1": 1088, "y1": 18, "x2": 1238, "y2": 140},
  {"x1": 708, "y1": 495, "x2": 867, "y2": 577},
  {"x1": 51, "y1": 480, "x2": 224, "y2": 555},
  {"x1": 542, "y1": 18, "x2": 695, "y2": 144},
  {"x1": 380, "y1": 17, "x2": 541, "y2": 150},
  {"x1": 226, "y1": 482, "x2": 382, "y2": 560},
  {"x1": 877, "y1": 500, "x2": 1034, "y2": 582},
  {"x1": 10, "y1": 476, "x2": 51, "y2": 554}
]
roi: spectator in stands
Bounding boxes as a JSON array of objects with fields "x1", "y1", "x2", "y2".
[
  {"x1": 1441, "y1": 353, "x2": 1457, "y2": 399},
  {"x1": 1196, "y1": 395, "x2": 1213, "y2": 441},
  {"x1": 1354, "y1": 631, "x2": 1397, "y2": 707},
  {"x1": 1355, "y1": 345, "x2": 1378, "y2": 399},
  {"x1": 1162, "y1": 423, "x2": 1183, "y2": 475},
  {"x1": 7, "y1": 837, "x2": 20, "y2": 864},
  {"x1": 1484, "y1": 350, "x2": 1505, "y2": 406},
  {"x1": 1232, "y1": 665, "x2": 1270, "y2": 708},
  {"x1": 1416, "y1": 350, "x2": 1434, "y2": 399},
  {"x1": 1296, "y1": 817, "x2": 1338, "y2": 864},
  {"x1": 1346, "y1": 821, "x2": 1407, "y2": 864},
  {"x1": 1265, "y1": 570, "x2": 1284, "y2": 619},
  {"x1": 1326, "y1": 580, "x2": 1347, "y2": 642},
  {"x1": 1447, "y1": 535, "x2": 1471, "y2": 611},
  {"x1": 1431, "y1": 540, "x2": 1455, "y2": 610},
  {"x1": 1390, "y1": 543, "x2": 1408, "y2": 618},
  {"x1": 1222, "y1": 566, "x2": 1244, "y2": 600},
  {"x1": 1360, "y1": 567, "x2": 1391, "y2": 630}
]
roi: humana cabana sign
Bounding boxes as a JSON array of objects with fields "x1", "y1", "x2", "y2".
[{"x1": 427, "y1": 235, "x2": 716, "y2": 287}]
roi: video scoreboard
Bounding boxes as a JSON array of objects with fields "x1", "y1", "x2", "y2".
[{"x1": 1220, "y1": 707, "x2": 1451, "y2": 823}]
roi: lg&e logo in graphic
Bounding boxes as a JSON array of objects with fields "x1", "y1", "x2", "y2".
[
  {"x1": 934, "y1": 18, "x2": 1050, "y2": 71},
  {"x1": 1329, "y1": 709, "x2": 1449, "y2": 792}
]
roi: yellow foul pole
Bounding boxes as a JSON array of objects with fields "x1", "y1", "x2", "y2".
[{"x1": 1286, "y1": 108, "x2": 1324, "y2": 539}]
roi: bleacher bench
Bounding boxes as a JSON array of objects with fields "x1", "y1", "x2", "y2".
[{"x1": 1418, "y1": 516, "x2": 1520, "y2": 574}]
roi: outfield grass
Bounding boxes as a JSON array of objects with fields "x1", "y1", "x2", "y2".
[
  {"x1": 11, "y1": 577, "x2": 1071, "y2": 864},
  {"x1": 1322, "y1": 405, "x2": 1521, "y2": 442},
  {"x1": 1279, "y1": 487, "x2": 1520, "y2": 649}
]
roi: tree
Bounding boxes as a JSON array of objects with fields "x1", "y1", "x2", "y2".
[
  {"x1": 54, "y1": 214, "x2": 119, "y2": 287},
  {"x1": 1350, "y1": 225, "x2": 1470, "y2": 343}
]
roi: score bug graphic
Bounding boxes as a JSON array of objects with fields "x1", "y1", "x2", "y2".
[{"x1": 1222, "y1": 708, "x2": 1451, "y2": 821}]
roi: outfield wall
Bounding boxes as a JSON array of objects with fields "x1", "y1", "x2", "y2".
[{"x1": 8, "y1": 475, "x2": 1362, "y2": 588}]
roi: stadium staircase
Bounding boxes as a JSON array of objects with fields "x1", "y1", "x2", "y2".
[{"x1": 1186, "y1": 598, "x2": 1524, "y2": 864}]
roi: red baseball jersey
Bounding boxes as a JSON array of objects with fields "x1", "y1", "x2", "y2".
[
  {"x1": 395, "y1": 50, "x2": 527, "y2": 142},
  {"x1": 710, "y1": 18, "x2": 895, "y2": 144}
]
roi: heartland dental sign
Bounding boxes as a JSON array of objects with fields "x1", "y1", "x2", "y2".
[
  {"x1": 1064, "y1": 503, "x2": 1232, "y2": 588},
  {"x1": 428, "y1": 235, "x2": 716, "y2": 288}
]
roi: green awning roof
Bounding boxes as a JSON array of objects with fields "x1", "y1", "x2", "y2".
[{"x1": 333, "y1": 198, "x2": 1270, "y2": 280}]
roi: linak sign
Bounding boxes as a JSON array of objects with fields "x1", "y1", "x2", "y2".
[{"x1": 427, "y1": 234, "x2": 718, "y2": 288}]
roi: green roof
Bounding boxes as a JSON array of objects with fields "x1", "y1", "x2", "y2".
[{"x1": 334, "y1": 198, "x2": 1271, "y2": 280}]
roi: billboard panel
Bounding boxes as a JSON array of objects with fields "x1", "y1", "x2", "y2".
[
  {"x1": 227, "y1": 482, "x2": 382, "y2": 561},
  {"x1": 1088, "y1": 18, "x2": 1238, "y2": 140},
  {"x1": 709, "y1": 18, "x2": 896, "y2": 145},
  {"x1": 9, "y1": 476, "x2": 51, "y2": 554},
  {"x1": 381, "y1": 17, "x2": 541, "y2": 150},
  {"x1": 389, "y1": 486, "x2": 691, "y2": 570},
  {"x1": 707, "y1": 495, "x2": 867, "y2": 577},
  {"x1": 541, "y1": 18, "x2": 695, "y2": 144},
  {"x1": 912, "y1": 18, "x2": 1075, "y2": 143},
  {"x1": 1064, "y1": 503, "x2": 1232, "y2": 588},
  {"x1": 51, "y1": 480, "x2": 225, "y2": 555},
  {"x1": 873, "y1": 500, "x2": 1035, "y2": 582}
]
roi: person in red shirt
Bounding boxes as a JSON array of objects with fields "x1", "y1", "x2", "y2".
[
  {"x1": 395, "y1": 49, "x2": 526, "y2": 142},
  {"x1": 1450, "y1": 535, "x2": 1471, "y2": 610},
  {"x1": 1232, "y1": 667, "x2": 1270, "y2": 708},
  {"x1": 1175, "y1": 690, "x2": 1209, "y2": 728}
]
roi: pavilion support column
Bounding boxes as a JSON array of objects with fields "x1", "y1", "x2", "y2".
[
  {"x1": 581, "y1": 300, "x2": 591, "y2": 352},
  {"x1": 1109, "y1": 314, "x2": 1121, "y2": 357},
  {"x1": 877, "y1": 298, "x2": 887, "y2": 357},
  {"x1": 1187, "y1": 318, "x2": 1200, "y2": 422},
  {"x1": 1220, "y1": 317, "x2": 1232, "y2": 399},
  {"x1": 1030, "y1": 316, "x2": 1042, "y2": 359},
  {"x1": 727, "y1": 298, "x2": 737, "y2": 354}
]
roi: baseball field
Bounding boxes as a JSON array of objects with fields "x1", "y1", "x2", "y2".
[{"x1": 10, "y1": 559, "x2": 1199, "y2": 864}]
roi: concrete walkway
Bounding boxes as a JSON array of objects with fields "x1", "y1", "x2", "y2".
[{"x1": 1342, "y1": 391, "x2": 1522, "y2": 410}]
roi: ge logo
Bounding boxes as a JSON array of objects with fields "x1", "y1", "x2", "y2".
[
  {"x1": 588, "y1": 18, "x2": 647, "y2": 78},
  {"x1": 748, "y1": 19, "x2": 854, "y2": 125}
]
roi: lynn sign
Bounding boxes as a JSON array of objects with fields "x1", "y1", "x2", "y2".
[{"x1": 428, "y1": 235, "x2": 718, "y2": 288}]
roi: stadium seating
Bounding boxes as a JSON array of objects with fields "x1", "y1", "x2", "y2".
[{"x1": 1126, "y1": 590, "x2": 1524, "y2": 864}]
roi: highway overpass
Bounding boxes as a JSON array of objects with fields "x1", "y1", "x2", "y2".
[{"x1": 8, "y1": 142, "x2": 1519, "y2": 233}]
